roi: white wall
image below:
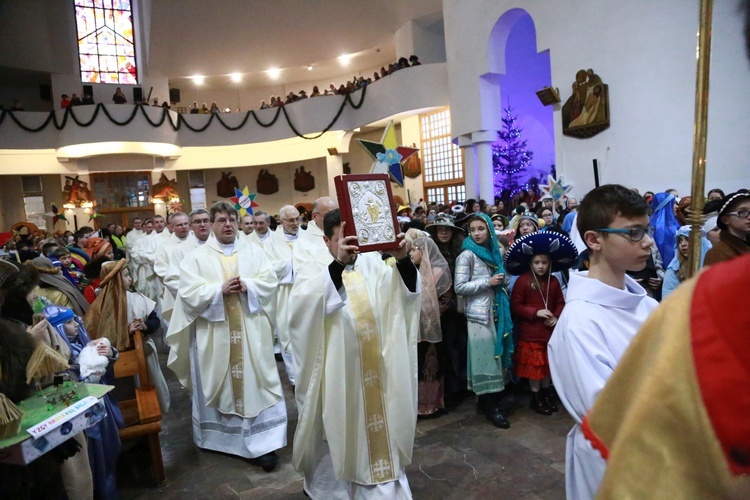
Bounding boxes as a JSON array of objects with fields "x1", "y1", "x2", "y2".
[{"x1": 443, "y1": 0, "x2": 750, "y2": 197}]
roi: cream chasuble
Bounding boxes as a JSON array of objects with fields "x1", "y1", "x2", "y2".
[
  {"x1": 166, "y1": 235, "x2": 282, "y2": 418},
  {"x1": 291, "y1": 252, "x2": 420, "y2": 486}
]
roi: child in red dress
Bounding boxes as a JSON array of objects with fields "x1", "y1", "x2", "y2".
[{"x1": 505, "y1": 232, "x2": 577, "y2": 415}]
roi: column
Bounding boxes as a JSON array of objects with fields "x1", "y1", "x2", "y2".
[
  {"x1": 471, "y1": 130, "x2": 498, "y2": 203},
  {"x1": 462, "y1": 144, "x2": 478, "y2": 200},
  {"x1": 475, "y1": 141, "x2": 495, "y2": 203}
]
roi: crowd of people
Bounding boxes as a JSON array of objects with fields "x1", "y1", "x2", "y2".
[
  {"x1": 0, "y1": 182, "x2": 747, "y2": 498},
  {"x1": 4, "y1": 55, "x2": 422, "y2": 116},
  {"x1": 257, "y1": 54, "x2": 422, "y2": 110}
]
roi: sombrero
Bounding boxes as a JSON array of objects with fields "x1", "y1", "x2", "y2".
[
  {"x1": 425, "y1": 213, "x2": 465, "y2": 235},
  {"x1": 504, "y1": 232, "x2": 578, "y2": 275}
]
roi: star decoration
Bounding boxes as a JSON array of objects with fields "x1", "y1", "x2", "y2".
[
  {"x1": 540, "y1": 174, "x2": 573, "y2": 201},
  {"x1": 229, "y1": 186, "x2": 259, "y2": 217},
  {"x1": 356, "y1": 120, "x2": 419, "y2": 187},
  {"x1": 88, "y1": 206, "x2": 104, "y2": 223},
  {"x1": 45, "y1": 204, "x2": 68, "y2": 226}
]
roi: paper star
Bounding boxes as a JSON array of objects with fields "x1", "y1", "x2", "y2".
[
  {"x1": 229, "y1": 186, "x2": 259, "y2": 217},
  {"x1": 45, "y1": 204, "x2": 68, "y2": 226},
  {"x1": 540, "y1": 175, "x2": 573, "y2": 200},
  {"x1": 356, "y1": 120, "x2": 418, "y2": 187},
  {"x1": 88, "y1": 206, "x2": 104, "y2": 223}
]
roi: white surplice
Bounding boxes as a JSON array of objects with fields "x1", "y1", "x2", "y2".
[
  {"x1": 290, "y1": 251, "x2": 420, "y2": 498},
  {"x1": 154, "y1": 232, "x2": 195, "y2": 318},
  {"x1": 126, "y1": 289, "x2": 171, "y2": 412},
  {"x1": 166, "y1": 235, "x2": 286, "y2": 458},
  {"x1": 262, "y1": 228, "x2": 298, "y2": 384},
  {"x1": 130, "y1": 230, "x2": 171, "y2": 301},
  {"x1": 548, "y1": 271, "x2": 658, "y2": 500}
]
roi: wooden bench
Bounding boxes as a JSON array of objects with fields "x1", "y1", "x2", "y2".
[{"x1": 113, "y1": 330, "x2": 165, "y2": 484}]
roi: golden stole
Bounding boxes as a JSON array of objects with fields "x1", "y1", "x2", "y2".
[
  {"x1": 342, "y1": 268, "x2": 395, "y2": 483},
  {"x1": 221, "y1": 255, "x2": 245, "y2": 415}
]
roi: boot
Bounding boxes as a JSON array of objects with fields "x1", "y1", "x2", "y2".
[
  {"x1": 476, "y1": 394, "x2": 487, "y2": 415},
  {"x1": 484, "y1": 393, "x2": 510, "y2": 429},
  {"x1": 486, "y1": 407, "x2": 511, "y2": 429},
  {"x1": 541, "y1": 387, "x2": 558, "y2": 412},
  {"x1": 530, "y1": 391, "x2": 552, "y2": 416}
]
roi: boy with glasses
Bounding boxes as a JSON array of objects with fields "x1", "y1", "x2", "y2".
[{"x1": 548, "y1": 184, "x2": 659, "y2": 499}]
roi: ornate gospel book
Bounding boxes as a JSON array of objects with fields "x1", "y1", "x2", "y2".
[{"x1": 334, "y1": 174, "x2": 400, "y2": 253}]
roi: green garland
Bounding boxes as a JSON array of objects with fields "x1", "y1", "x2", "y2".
[{"x1": 0, "y1": 87, "x2": 367, "y2": 140}]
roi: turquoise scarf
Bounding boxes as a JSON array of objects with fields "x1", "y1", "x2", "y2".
[{"x1": 461, "y1": 213, "x2": 515, "y2": 367}]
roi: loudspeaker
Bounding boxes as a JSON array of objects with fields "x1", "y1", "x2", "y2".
[
  {"x1": 82, "y1": 84, "x2": 93, "y2": 96},
  {"x1": 169, "y1": 88, "x2": 181, "y2": 103},
  {"x1": 133, "y1": 87, "x2": 143, "y2": 103},
  {"x1": 39, "y1": 84, "x2": 52, "y2": 101}
]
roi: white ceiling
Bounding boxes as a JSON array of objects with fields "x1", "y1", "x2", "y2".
[{"x1": 149, "y1": 0, "x2": 443, "y2": 88}]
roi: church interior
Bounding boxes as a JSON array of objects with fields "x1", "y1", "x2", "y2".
[{"x1": 1, "y1": 0, "x2": 749, "y2": 498}]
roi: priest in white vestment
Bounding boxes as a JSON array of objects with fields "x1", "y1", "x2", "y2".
[
  {"x1": 124, "y1": 216, "x2": 146, "y2": 257},
  {"x1": 290, "y1": 197, "x2": 337, "y2": 409},
  {"x1": 262, "y1": 205, "x2": 300, "y2": 385},
  {"x1": 547, "y1": 185, "x2": 659, "y2": 499},
  {"x1": 246, "y1": 210, "x2": 273, "y2": 247},
  {"x1": 290, "y1": 209, "x2": 420, "y2": 499},
  {"x1": 162, "y1": 209, "x2": 211, "y2": 319},
  {"x1": 166, "y1": 202, "x2": 286, "y2": 471},
  {"x1": 154, "y1": 212, "x2": 194, "y2": 320},
  {"x1": 130, "y1": 215, "x2": 170, "y2": 301}
]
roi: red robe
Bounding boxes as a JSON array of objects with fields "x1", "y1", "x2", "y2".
[{"x1": 510, "y1": 273, "x2": 564, "y2": 343}]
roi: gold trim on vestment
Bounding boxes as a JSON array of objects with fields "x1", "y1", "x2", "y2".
[
  {"x1": 221, "y1": 255, "x2": 245, "y2": 415},
  {"x1": 342, "y1": 268, "x2": 395, "y2": 483}
]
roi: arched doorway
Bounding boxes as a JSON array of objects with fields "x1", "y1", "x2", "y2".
[{"x1": 483, "y1": 9, "x2": 555, "y2": 204}]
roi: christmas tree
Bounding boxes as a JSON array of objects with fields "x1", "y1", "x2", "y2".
[{"x1": 492, "y1": 105, "x2": 534, "y2": 196}]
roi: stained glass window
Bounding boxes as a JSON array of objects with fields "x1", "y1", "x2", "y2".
[{"x1": 75, "y1": 0, "x2": 137, "y2": 85}]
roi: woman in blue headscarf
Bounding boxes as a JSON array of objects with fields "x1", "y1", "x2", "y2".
[
  {"x1": 662, "y1": 225, "x2": 712, "y2": 299},
  {"x1": 454, "y1": 213, "x2": 514, "y2": 429},
  {"x1": 649, "y1": 192, "x2": 680, "y2": 267}
]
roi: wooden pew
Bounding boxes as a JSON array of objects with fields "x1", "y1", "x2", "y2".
[{"x1": 113, "y1": 330, "x2": 165, "y2": 484}]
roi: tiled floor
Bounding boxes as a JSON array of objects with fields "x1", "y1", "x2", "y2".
[{"x1": 118, "y1": 343, "x2": 571, "y2": 499}]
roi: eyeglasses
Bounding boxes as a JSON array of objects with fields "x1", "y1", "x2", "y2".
[
  {"x1": 283, "y1": 217, "x2": 301, "y2": 223},
  {"x1": 594, "y1": 226, "x2": 649, "y2": 242},
  {"x1": 725, "y1": 210, "x2": 750, "y2": 218},
  {"x1": 192, "y1": 219, "x2": 211, "y2": 225}
]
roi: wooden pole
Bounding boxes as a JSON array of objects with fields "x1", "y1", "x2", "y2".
[{"x1": 688, "y1": 0, "x2": 713, "y2": 278}]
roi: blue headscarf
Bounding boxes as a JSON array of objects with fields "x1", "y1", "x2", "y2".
[
  {"x1": 667, "y1": 225, "x2": 712, "y2": 271},
  {"x1": 649, "y1": 193, "x2": 680, "y2": 266},
  {"x1": 461, "y1": 213, "x2": 514, "y2": 366}
]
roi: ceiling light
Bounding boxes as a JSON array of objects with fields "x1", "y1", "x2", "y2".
[
  {"x1": 192, "y1": 74, "x2": 205, "y2": 85},
  {"x1": 230, "y1": 73, "x2": 242, "y2": 83},
  {"x1": 338, "y1": 54, "x2": 352, "y2": 66},
  {"x1": 307, "y1": 65, "x2": 313, "y2": 71},
  {"x1": 266, "y1": 68, "x2": 281, "y2": 79}
]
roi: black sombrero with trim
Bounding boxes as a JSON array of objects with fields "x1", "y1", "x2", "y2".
[{"x1": 504, "y1": 232, "x2": 579, "y2": 276}]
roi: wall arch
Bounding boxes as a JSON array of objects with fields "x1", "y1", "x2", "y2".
[{"x1": 479, "y1": 9, "x2": 555, "y2": 197}]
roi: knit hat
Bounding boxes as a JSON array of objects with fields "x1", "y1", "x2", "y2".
[
  {"x1": 43, "y1": 304, "x2": 75, "y2": 327},
  {"x1": 515, "y1": 211, "x2": 539, "y2": 231}
]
